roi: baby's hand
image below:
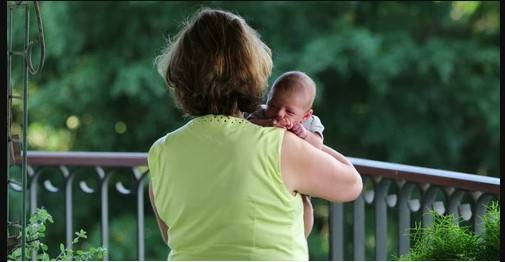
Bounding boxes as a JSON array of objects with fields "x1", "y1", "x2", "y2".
[
  {"x1": 273, "y1": 117, "x2": 293, "y2": 129},
  {"x1": 289, "y1": 122, "x2": 308, "y2": 139}
]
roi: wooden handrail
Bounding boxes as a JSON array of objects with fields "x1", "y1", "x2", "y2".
[
  {"x1": 20, "y1": 151, "x2": 500, "y2": 196},
  {"x1": 349, "y1": 157, "x2": 500, "y2": 195},
  {"x1": 23, "y1": 151, "x2": 147, "y2": 167}
]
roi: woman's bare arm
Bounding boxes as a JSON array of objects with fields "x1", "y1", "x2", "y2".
[
  {"x1": 149, "y1": 183, "x2": 169, "y2": 244},
  {"x1": 281, "y1": 132, "x2": 362, "y2": 202}
]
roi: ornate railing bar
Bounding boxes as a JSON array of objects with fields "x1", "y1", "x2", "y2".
[{"x1": 11, "y1": 151, "x2": 500, "y2": 260}]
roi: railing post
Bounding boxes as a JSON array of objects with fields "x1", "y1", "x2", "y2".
[
  {"x1": 353, "y1": 193, "x2": 365, "y2": 260},
  {"x1": 474, "y1": 193, "x2": 496, "y2": 234},
  {"x1": 448, "y1": 190, "x2": 465, "y2": 222},
  {"x1": 64, "y1": 168, "x2": 74, "y2": 249},
  {"x1": 398, "y1": 183, "x2": 416, "y2": 256},
  {"x1": 375, "y1": 179, "x2": 391, "y2": 260},
  {"x1": 421, "y1": 186, "x2": 440, "y2": 227},
  {"x1": 329, "y1": 202, "x2": 343, "y2": 260},
  {"x1": 28, "y1": 167, "x2": 38, "y2": 260},
  {"x1": 99, "y1": 168, "x2": 111, "y2": 261},
  {"x1": 136, "y1": 174, "x2": 148, "y2": 261},
  {"x1": 29, "y1": 167, "x2": 38, "y2": 215}
]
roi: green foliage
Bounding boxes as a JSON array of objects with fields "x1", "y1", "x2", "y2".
[
  {"x1": 8, "y1": 1, "x2": 498, "y2": 178},
  {"x1": 7, "y1": 208, "x2": 107, "y2": 261},
  {"x1": 399, "y1": 203, "x2": 500, "y2": 261},
  {"x1": 476, "y1": 202, "x2": 500, "y2": 260},
  {"x1": 6, "y1": 2, "x2": 499, "y2": 260},
  {"x1": 399, "y1": 212, "x2": 479, "y2": 260}
]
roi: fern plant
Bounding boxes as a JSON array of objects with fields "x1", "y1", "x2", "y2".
[
  {"x1": 476, "y1": 202, "x2": 500, "y2": 260},
  {"x1": 399, "y1": 202, "x2": 500, "y2": 261}
]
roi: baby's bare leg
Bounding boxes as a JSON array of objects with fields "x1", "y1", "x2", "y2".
[{"x1": 302, "y1": 194, "x2": 314, "y2": 238}]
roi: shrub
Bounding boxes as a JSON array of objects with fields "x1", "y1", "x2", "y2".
[
  {"x1": 476, "y1": 202, "x2": 500, "y2": 260},
  {"x1": 399, "y1": 202, "x2": 500, "y2": 261}
]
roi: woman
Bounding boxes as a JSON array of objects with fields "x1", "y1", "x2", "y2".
[{"x1": 148, "y1": 8, "x2": 362, "y2": 260}]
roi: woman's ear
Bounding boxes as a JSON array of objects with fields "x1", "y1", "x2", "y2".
[{"x1": 303, "y1": 109, "x2": 313, "y2": 121}]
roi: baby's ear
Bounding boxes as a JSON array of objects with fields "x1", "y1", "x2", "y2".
[{"x1": 303, "y1": 109, "x2": 313, "y2": 121}]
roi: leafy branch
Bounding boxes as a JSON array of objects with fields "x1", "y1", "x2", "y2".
[{"x1": 8, "y1": 208, "x2": 107, "y2": 261}]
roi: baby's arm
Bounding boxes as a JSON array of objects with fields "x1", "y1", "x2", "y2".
[
  {"x1": 321, "y1": 145, "x2": 354, "y2": 166},
  {"x1": 303, "y1": 131, "x2": 324, "y2": 150}
]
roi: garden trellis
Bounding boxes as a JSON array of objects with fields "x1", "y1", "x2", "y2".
[{"x1": 7, "y1": 1, "x2": 46, "y2": 260}]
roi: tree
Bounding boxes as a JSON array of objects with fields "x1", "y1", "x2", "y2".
[{"x1": 8, "y1": 1, "x2": 499, "y2": 260}]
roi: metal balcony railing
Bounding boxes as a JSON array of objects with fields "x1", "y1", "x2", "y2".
[{"x1": 8, "y1": 151, "x2": 500, "y2": 260}]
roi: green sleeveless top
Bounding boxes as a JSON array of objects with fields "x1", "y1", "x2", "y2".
[{"x1": 148, "y1": 114, "x2": 308, "y2": 261}]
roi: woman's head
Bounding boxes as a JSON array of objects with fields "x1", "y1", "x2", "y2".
[{"x1": 155, "y1": 8, "x2": 273, "y2": 117}]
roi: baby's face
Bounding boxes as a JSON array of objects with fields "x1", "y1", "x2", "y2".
[{"x1": 265, "y1": 88, "x2": 311, "y2": 125}]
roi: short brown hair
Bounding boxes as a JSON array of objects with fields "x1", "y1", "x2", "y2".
[
  {"x1": 155, "y1": 8, "x2": 273, "y2": 117},
  {"x1": 267, "y1": 71, "x2": 316, "y2": 110}
]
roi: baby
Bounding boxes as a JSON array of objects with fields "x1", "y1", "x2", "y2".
[
  {"x1": 248, "y1": 71, "x2": 325, "y2": 238},
  {"x1": 248, "y1": 71, "x2": 324, "y2": 148}
]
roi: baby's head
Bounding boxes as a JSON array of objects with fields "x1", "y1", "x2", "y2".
[{"x1": 265, "y1": 71, "x2": 316, "y2": 124}]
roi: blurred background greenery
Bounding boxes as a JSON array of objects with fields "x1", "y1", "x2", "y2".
[{"x1": 8, "y1": 1, "x2": 499, "y2": 260}]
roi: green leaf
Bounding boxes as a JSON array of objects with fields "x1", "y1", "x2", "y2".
[
  {"x1": 76, "y1": 228, "x2": 87, "y2": 239},
  {"x1": 38, "y1": 223, "x2": 46, "y2": 233},
  {"x1": 9, "y1": 248, "x2": 22, "y2": 259}
]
